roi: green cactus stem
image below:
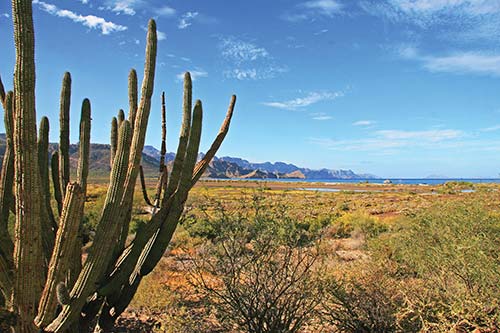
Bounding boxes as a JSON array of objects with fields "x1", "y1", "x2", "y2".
[
  {"x1": 128, "y1": 69, "x2": 138, "y2": 130},
  {"x1": 38, "y1": 117, "x2": 56, "y2": 263},
  {"x1": 165, "y1": 72, "x2": 192, "y2": 199},
  {"x1": 51, "y1": 152, "x2": 63, "y2": 215},
  {"x1": 35, "y1": 182, "x2": 84, "y2": 328},
  {"x1": 45, "y1": 121, "x2": 132, "y2": 332},
  {"x1": 0, "y1": 91, "x2": 14, "y2": 264},
  {"x1": 117, "y1": 109, "x2": 125, "y2": 129},
  {"x1": 12, "y1": 1, "x2": 46, "y2": 331},
  {"x1": 110, "y1": 116, "x2": 118, "y2": 167},
  {"x1": 59, "y1": 72, "x2": 71, "y2": 198}
]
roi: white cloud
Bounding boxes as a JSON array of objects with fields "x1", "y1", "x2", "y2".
[
  {"x1": 107, "y1": 0, "x2": 140, "y2": 15},
  {"x1": 311, "y1": 112, "x2": 333, "y2": 120},
  {"x1": 77, "y1": 0, "x2": 89, "y2": 4},
  {"x1": 178, "y1": 11, "x2": 198, "y2": 29},
  {"x1": 219, "y1": 37, "x2": 286, "y2": 80},
  {"x1": 220, "y1": 37, "x2": 269, "y2": 64},
  {"x1": 176, "y1": 70, "x2": 208, "y2": 81},
  {"x1": 309, "y1": 128, "x2": 464, "y2": 152},
  {"x1": 284, "y1": 0, "x2": 343, "y2": 22},
  {"x1": 156, "y1": 6, "x2": 175, "y2": 17},
  {"x1": 376, "y1": 129, "x2": 463, "y2": 141},
  {"x1": 33, "y1": 0, "x2": 127, "y2": 35},
  {"x1": 314, "y1": 29, "x2": 329, "y2": 35},
  {"x1": 302, "y1": 0, "x2": 343, "y2": 16},
  {"x1": 361, "y1": 0, "x2": 500, "y2": 42},
  {"x1": 157, "y1": 30, "x2": 166, "y2": 41},
  {"x1": 423, "y1": 53, "x2": 500, "y2": 76},
  {"x1": 353, "y1": 120, "x2": 375, "y2": 126},
  {"x1": 263, "y1": 91, "x2": 344, "y2": 110},
  {"x1": 1, "y1": 13, "x2": 9, "y2": 18},
  {"x1": 399, "y1": 46, "x2": 500, "y2": 76},
  {"x1": 480, "y1": 124, "x2": 500, "y2": 132}
]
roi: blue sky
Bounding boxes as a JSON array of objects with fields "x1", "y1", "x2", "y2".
[{"x1": 1, "y1": 0, "x2": 500, "y2": 178}]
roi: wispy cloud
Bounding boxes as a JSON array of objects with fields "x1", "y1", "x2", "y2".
[
  {"x1": 353, "y1": 120, "x2": 375, "y2": 126},
  {"x1": 76, "y1": 0, "x2": 89, "y2": 4},
  {"x1": 399, "y1": 46, "x2": 500, "y2": 76},
  {"x1": 33, "y1": 0, "x2": 127, "y2": 35},
  {"x1": 156, "y1": 6, "x2": 176, "y2": 17},
  {"x1": 1, "y1": 13, "x2": 9, "y2": 18},
  {"x1": 263, "y1": 91, "x2": 344, "y2": 110},
  {"x1": 302, "y1": 0, "x2": 343, "y2": 16},
  {"x1": 310, "y1": 128, "x2": 464, "y2": 152},
  {"x1": 157, "y1": 30, "x2": 166, "y2": 41},
  {"x1": 176, "y1": 70, "x2": 208, "y2": 81},
  {"x1": 220, "y1": 37, "x2": 269, "y2": 64},
  {"x1": 178, "y1": 11, "x2": 198, "y2": 29},
  {"x1": 377, "y1": 129, "x2": 462, "y2": 141},
  {"x1": 361, "y1": 0, "x2": 500, "y2": 43},
  {"x1": 314, "y1": 29, "x2": 329, "y2": 35},
  {"x1": 219, "y1": 36, "x2": 287, "y2": 80},
  {"x1": 105, "y1": 0, "x2": 141, "y2": 15},
  {"x1": 283, "y1": 0, "x2": 343, "y2": 22},
  {"x1": 311, "y1": 112, "x2": 333, "y2": 120},
  {"x1": 480, "y1": 124, "x2": 500, "y2": 132}
]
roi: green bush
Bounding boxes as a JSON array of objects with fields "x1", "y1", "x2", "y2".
[{"x1": 370, "y1": 201, "x2": 500, "y2": 331}]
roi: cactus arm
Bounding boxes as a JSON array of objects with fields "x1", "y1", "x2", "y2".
[
  {"x1": 38, "y1": 117, "x2": 56, "y2": 229},
  {"x1": 77, "y1": 99, "x2": 91, "y2": 194},
  {"x1": 117, "y1": 109, "x2": 125, "y2": 129},
  {"x1": 165, "y1": 72, "x2": 192, "y2": 199},
  {"x1": 11, "y1": 1, "x2": 46, "y2": 331},
  {"x1": 67, "y1": 98, "x2": 91, "y2": 290},
  {"x1": 99, "y1": 101, "x2": 203, "y2": 319},
  {"x1": 35, "y1": 182, "x2": 84, "y2": 328},
  {"x1": 110, "y1": 116, "x2": 118, "y2": 167},
  {"x1": 139, "y1": 100, "x2": 203, "y2": 276},
  {"x1": 128, "y1": 69, "x2": 138, "y2": 130},
  {"x1": 59, "y1": 72, "x2": 71, "y2": 198},
  {"x1": 51, "y1": 152, "x2": 63, "y2": 216},
  {"x1": 139, "y1": 165, "x2": 153, "y2": 206},
  {"x1": 0, "y1": 91, "x2": 15, "y2": 265},
  {"x1": 99, "y1": 95, "x2": 235, "y2": 298},
  {"x1": 191, "y1": 95, "x2": 236, "y2": 186},
  {"x1": 38, "y1": 117, "x2": 56, "y2": 262},
  {"x1": 120, "y1": 20, "x2": 157, "y2": 208},
  {"x1": 46, "y1": 121, "x2": 132, "y2": 332},
  {"x1": 151, "y1": 91, "x2": 168, "y2": 211}
]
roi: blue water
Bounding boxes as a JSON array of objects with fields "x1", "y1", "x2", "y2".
[{"x1": 227, "y1": 178, "x2": 500, "y2": 185}]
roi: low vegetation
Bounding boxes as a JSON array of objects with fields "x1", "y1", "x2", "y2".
[{"x1": 119, "y1": 181, "x2": 500, "y2": 332}]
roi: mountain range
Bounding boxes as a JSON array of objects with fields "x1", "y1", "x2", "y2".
[{"x1": 0, "y1": 134, "x2": 377, "y2": 180}]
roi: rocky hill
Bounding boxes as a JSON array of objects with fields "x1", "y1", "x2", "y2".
[{"x1": 0, "y1": 135, "x2": 376, "y2": 180}]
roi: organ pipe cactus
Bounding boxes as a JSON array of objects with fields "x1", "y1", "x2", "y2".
[{"x1": 0, "y1": 1, "x2": 236, "y2": 332}]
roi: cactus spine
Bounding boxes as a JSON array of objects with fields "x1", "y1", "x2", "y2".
[{"x1": 0, "y1": 3, "x2": 236, "y2": 332}]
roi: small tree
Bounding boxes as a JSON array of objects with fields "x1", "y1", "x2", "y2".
[{"x1": 187, "y1": 195, "x2": 325, "y2": 333}]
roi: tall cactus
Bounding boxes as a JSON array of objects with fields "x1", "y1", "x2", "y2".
[{"x1": 0, "y1": 1, "x2": 236, "y2": 332}]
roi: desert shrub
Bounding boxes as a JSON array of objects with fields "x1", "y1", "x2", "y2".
[
  {"x1": 370, "y1": 201, "x2": 500, "y2": 331},
  {"x1": 187, "y1": 197, "x2": 326, "y2": 333},
  {"x1": 322, "y1": 265, "x2": 420, "y2": 333},
  {"x1": 328, "y1": 212, "x2": 388, "y2": 239}
]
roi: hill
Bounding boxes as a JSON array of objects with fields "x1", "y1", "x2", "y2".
[{"x1": 0, "y1": 135, "x2": 376, "y2": 180}]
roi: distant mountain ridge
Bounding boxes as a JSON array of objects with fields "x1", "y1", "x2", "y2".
[{"x1": 0, "y1": 134, "x2": 377, "y2": 180}]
